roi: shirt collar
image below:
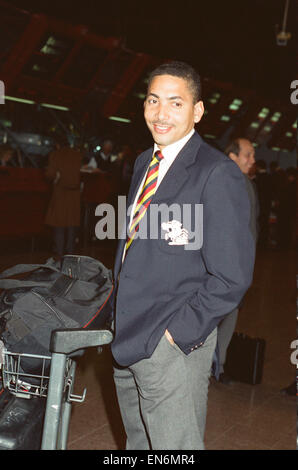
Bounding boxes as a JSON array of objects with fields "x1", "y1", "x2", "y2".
[{"x1": 153, "y1": 128, "x2": 195, "y2": 162}]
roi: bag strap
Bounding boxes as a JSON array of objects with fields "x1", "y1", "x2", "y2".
[
  {"x1": 0, "y1": 261, "x2": 61, "y2": 290},
  {"x1": 0, "y1": 278, "x2": 54, "y2": 290},
  {"x1": 0, "y1": 261, "x2": 60, "y2": 280},
  {"x1": 0, "y1": 273, "x2": 75, "y2": 294},
  {"x1": 0, "y1": 257, "x2": 113, "y2": 290}
]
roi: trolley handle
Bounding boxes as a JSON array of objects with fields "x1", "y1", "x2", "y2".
[{"x1": 50, "y1": 328, "x2": 113, "y2": 355}]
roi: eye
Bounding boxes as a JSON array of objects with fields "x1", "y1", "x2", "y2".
[
  {"x1": 147, "y1": 98, "x2": 158, "y2": 105},
  {"x1": 172, "y1": 101, "x2": 182, "y2": 108}
]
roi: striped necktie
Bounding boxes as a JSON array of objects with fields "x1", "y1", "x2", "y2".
[{"x1": 124, "y1": 150, "x2": 163, "y2": 255}]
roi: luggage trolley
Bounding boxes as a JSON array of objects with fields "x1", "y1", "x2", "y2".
[{"x1": 0, "y1": 328, "x2": 113, "y2": 450}]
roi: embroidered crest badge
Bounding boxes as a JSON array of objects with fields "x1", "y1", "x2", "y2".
[{"x1": 161, "y1": 220, "x2": 189, "y2": 245}]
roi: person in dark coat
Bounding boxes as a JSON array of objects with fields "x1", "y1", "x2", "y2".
[
  {"x1": 45, "y1": 141, "x2": 82, "y2": 257},
  {"x1": 111, "y1": 62, "x2": 255, "y2": 450},
  {"x1": 216, "y1": 138, "x2": 258, "y2": 384}
]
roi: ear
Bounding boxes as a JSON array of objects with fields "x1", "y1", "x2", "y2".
[
  {"x1": 228, "y1": 152, "x2": 238, "y2": 163},
  {"x1": 194, "y1": 101, "x2": 205, "y2": 124}
]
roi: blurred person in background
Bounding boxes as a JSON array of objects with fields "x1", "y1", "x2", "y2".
[
  {"x1": 216, "y1": 138, "x2": 258, "y2": 384},
  {"x1": 85, "y1": 139, "x2": 118, "y2": 173},
  {"x1": 0, "y1": 144, "x2": 14, "y2": 167},
  {"x1": 44, "y1": 136, "x2": 83, "y2": 258}
]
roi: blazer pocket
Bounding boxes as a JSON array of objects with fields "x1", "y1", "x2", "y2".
[{"x1": 157, "y1": 237, "x2": 186, "y2": 256}]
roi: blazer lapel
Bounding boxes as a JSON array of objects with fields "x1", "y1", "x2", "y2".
[
  {"x1": 114, "y1": 147, "x2": 152, "y2": 277},
  {"x1": 127, "y1": 148, "x2": 152, "y2": 208}
]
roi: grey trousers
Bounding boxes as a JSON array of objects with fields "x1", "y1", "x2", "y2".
[
  {"x1": 217, "y1": 308, "x2": 239, "y2": 375},
  {"x1": 113, "y1": 328, "x2": 217, "y2": 450}
]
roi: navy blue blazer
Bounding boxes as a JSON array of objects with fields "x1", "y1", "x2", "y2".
[{"x1": 111, "y1": 132, "x2": 255, "y2": 367}]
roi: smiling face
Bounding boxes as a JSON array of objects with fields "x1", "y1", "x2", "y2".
[
  {"x1": 144, "y1": 74, "x2": 204, "y2": 151},
  {"x1": 229, "y1": 139, "x2": 255, "y2": 175}
]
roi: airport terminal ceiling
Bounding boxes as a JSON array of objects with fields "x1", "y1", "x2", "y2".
[
  {"x1": 0, "y1": 0, "x2": 296, "y2": 165},
  {"x1": 5, "y1": 0, "x2": 297, "y2": 101}
]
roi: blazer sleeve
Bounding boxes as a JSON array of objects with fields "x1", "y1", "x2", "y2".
[{"x1": 167, "y1": 159, "x2": 256, "y2": 353}]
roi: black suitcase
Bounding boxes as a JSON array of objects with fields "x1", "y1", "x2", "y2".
[
  {"x1": 0, "y1": 387, "x2": 45, "y2": 450},
  {"x1": 224, "y1": 332, "x2": 266, "y2": 385}
]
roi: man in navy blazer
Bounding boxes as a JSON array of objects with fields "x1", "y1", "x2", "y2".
[{"x1": 111, "y1": 61, "x2": 255, "y2": 450}]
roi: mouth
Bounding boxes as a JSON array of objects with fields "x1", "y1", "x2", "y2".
[{"x1": 152, "y1": 123, "x2": 173, "y2": 134}]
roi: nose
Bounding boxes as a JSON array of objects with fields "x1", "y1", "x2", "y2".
[{"x1": 156, "y1": 102, "x2": 169, "y2": 122}]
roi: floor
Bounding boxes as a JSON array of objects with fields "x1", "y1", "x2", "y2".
[{"x1": 0, "y1": 237, "x2": 296, "y2": 450}]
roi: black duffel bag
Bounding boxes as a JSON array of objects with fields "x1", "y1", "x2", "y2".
[{"x1": 0, "y1": 255, "x2": 114, "y2": 379}]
